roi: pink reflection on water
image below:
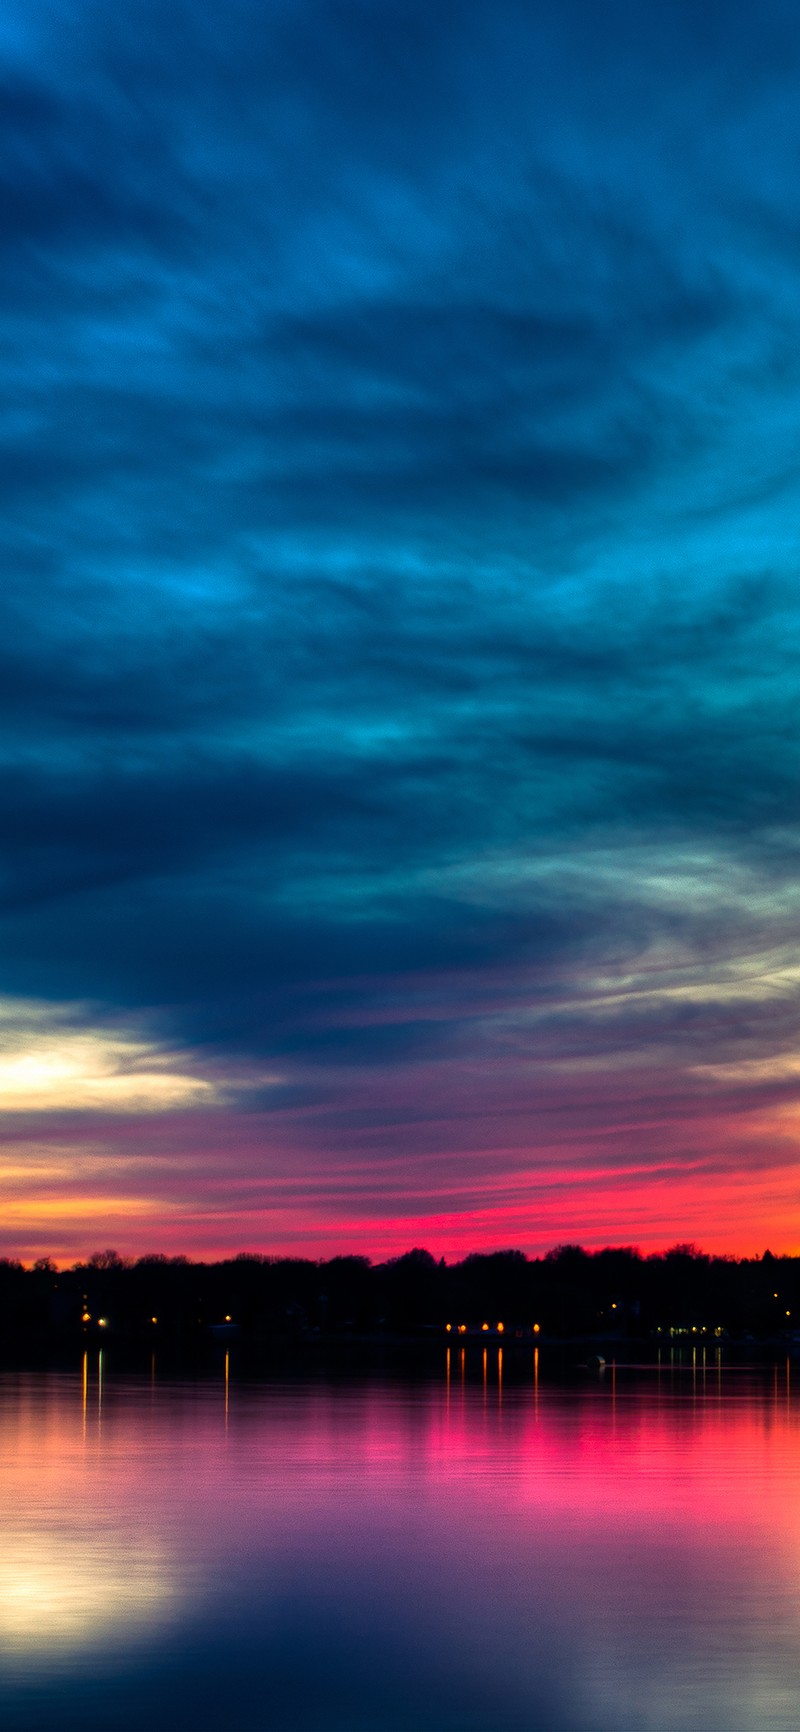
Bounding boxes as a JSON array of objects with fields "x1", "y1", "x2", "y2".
[{"x1": 2, "y1": 1356, "x2": 800, "y2": 1727}]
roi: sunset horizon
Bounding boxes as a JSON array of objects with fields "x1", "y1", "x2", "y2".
[{"x1": 3, "y1": 0, "x2": 800, "y2": 1282}]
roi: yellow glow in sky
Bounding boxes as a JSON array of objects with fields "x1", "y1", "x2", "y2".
[{"x1": 0, "y1": 998, "x2": 215, "y2": 1112}]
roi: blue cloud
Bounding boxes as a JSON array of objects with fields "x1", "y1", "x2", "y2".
[{"x1": 1, "y1": 0, "x2": 800, "y2": 1243}]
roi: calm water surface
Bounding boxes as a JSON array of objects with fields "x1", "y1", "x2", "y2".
[{"x1": 1, "y1": 1350, "x2": 798, "y2": 1730}]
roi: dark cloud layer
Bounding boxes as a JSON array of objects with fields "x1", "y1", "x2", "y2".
[{"x1": 2, "y1": 0, "x2": 800, "y2": 1253}]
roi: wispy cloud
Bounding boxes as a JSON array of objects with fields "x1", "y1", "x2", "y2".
[
  {"x1": 0, "y1": 999, "x2": 216, "y2": 1112},
  {"x1": 1, "y1": 0, "x2": 800, "y2": 1254}
]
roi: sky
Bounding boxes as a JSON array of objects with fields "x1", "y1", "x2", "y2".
[{"x1": 3, "y1": 0, "x2": 800, "y2": 1263}]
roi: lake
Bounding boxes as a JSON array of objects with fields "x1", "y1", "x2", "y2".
[{"x1": 0, "y1": 1347, "x2": 798, "y2": 1730}]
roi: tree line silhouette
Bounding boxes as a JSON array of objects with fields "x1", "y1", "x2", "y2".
[{"x1": 0, "y1": 1242, "x2": 797, "y2": 1347}]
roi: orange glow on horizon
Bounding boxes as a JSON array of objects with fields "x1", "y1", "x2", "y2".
[{"x1": 1, "y1": 1100, "x2": 800, "y2": 1266}]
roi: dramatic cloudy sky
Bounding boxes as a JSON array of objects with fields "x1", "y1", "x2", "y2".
[{"x1": 3, "y1": 0, "x2": 800, "y2": 1261}]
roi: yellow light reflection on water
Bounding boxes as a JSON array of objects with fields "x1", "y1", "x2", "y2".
[
  {"x1": 0, "y1": 1363, "x2": 181, "y2": 1662},
  {"x1": 0, "y1": 1530, "x2": 173, "y2": 1655}
]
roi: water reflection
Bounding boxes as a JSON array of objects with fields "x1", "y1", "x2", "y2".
[
  {"x1": 0, "y1": 1360, "x2": 177, "y2": 1662},
  {"x1": 1, "y1": 1355, "x2": 800, "y2": 1728},
  {"x1": 0, "y1": 1530, "x2": 171, "y2": 1654}
]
